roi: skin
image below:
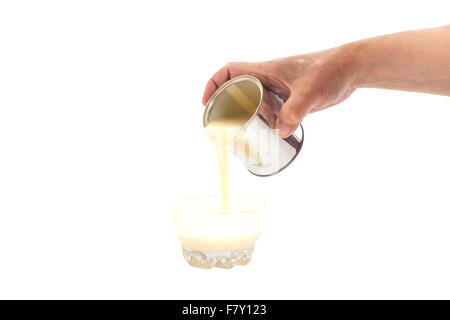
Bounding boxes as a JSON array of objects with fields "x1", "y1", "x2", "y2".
[{"x1": 202, "y1": 25, "x2": 450, "y2": 138}]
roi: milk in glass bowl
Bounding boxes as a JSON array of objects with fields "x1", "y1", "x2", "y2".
[{"x1": 172, "y1": 196, "x2": 266, "y2": 269}]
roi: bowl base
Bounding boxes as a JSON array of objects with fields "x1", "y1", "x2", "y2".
[{"x1": 182, "y1": 247, "x2": 254, "y2": 269}]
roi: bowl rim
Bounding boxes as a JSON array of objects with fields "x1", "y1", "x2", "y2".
[{"x1": 170, "y1": 195, "x2": 266, "y2": 216}]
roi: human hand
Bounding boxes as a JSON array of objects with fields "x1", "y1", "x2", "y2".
[{"x1": 202, "y1": 47, "x2": 357, "y2": 138}]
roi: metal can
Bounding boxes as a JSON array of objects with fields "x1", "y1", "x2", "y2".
[{"x1": 203, "y1": 75, "x2": 304, "y2": 176}]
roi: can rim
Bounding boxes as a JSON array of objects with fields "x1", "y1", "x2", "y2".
[{"x1": 202, "y1": 75, "x2": 263, "y2": 129}]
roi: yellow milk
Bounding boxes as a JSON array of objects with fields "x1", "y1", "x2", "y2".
[{"x1": 205, "y1": 116, "x2": 262, "y2": 213}]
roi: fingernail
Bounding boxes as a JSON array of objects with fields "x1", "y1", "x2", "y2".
[{"x1": 276, "y1": 124, "x2": 291, "y2": 137}]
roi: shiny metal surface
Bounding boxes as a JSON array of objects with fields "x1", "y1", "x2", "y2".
[{"x1": 203, "y1": 75, "x2": 303, "y2": 176}]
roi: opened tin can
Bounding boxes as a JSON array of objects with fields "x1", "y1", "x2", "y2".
[{"x1": 203, "y1": 75, "x2": 304, "y2": 176}]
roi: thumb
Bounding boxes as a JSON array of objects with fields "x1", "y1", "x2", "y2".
[{"x1": 275, "y1": 93, "x2": 316, "y2": 138}]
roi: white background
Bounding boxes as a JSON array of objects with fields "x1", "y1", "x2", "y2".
[{"x1": 0, "y1": 0, "x2": 449, "y2": 299}]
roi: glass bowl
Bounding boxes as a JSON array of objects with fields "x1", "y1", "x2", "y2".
[{"x1": 171, "y1": 196, "x2": 266, "y2": 269}]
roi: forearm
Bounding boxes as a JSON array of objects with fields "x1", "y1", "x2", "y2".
[
  {"x1": 202, "y1": 25, "x2": 450, "y2": 136},
  {"x1": 346, "y1": 25, "x2": 450, "y2": 96}
]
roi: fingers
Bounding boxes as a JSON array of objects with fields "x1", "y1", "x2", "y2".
[
  {"x1": 202, "y1": 78, "x2": 220, "y2": 106},
  {"x1": 202, "y1": 60, "x2": 316, "y2": 139},
  {"x1": 202, "y1": 62, "x2": 276, "y2": 106},
  {"x1": 275, "y1": 92, "x2": 318, "y2": 138},
  {"x1": 202, "y1": 64, "x2": 232, "y2": 105},
  {"x1": 258, "y1": 89, "x2": 282, "y2": 129}
]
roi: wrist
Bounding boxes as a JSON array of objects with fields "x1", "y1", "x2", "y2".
[{"x1": 338, "y1": 39, "x2": 373, "y2": 89}]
